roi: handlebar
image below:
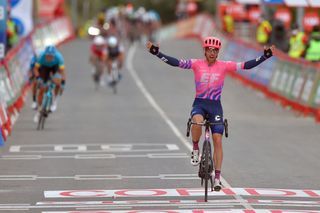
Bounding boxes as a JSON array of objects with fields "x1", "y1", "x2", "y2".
[{"x1": 186, "y1": 118, "x2": 228, "y2": 138}]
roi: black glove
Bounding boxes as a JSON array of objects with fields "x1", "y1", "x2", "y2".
[
  {"x1": 61, "y1": 80, "x2": 65, "y2": 89},
  {"x1": 149, "y1": 44, "x2": 159, "y2": 55},
  {"x1": 264, "y1": 47, "x2": 273, "y2": 58}
]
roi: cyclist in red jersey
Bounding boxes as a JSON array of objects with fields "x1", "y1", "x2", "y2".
[
  {"x1": 90, "y1": 36, "x2": 107, "y2": 86},
  {"x1": 147, "y1": 37, "x2": 275, "y2": 191}
]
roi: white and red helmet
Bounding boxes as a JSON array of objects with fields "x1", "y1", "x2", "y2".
[{"x1": 202, "y1": 37, "x2": 222, "y2": 49}]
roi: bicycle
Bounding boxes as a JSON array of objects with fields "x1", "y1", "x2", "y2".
[
  {"x1": 109, "y1": 60, "x2": 120, "y2": 94},
  {"x1": 186, "y1": 114, "x2": 228, "y2": 202},
  {"x1": 92, "y1": 59, "x2": 105, "y2": 90},
  {"x1": 37, "y1": 80, "x2": 55, "y2": 130}
]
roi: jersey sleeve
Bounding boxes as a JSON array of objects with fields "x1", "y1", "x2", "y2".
[
  {"x1": 178, "y1": 59, "x2": 193, "y2": 69},
  {"x1": 56, "y1": 52, "x2": 65, "y2": 69},
  {"x1": 35, "y1": 52, "x2": 44, "y2": 68},
  {"x1": 224, "y1": 61, "x2": 243, "y2": 72}
]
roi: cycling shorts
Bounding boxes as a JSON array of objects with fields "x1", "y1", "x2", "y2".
[
  {"x1": 190, "y1": 98, "x2": 224, "y2": 134},
  {"x1": 39, "y1": 64, "x2": 60, "y2": 83}
]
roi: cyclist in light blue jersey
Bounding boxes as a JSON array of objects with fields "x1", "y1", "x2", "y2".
[{"x1": 33, "y1": 45, "x2": 66, "y2": 122}]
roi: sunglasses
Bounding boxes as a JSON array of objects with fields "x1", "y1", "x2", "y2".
[{"x1": 205, "y1": 47, "x2": 219, "y2": 53}]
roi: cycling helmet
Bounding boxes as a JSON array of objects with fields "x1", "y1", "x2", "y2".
[
  {"x1": 93, "y1": 36, "x2": 106, "y2": 46},
  {"x1": 202, "y1": 37, "x2": 221, "y2": 49},
  {"x1": 44, "y1": 45, "x2": 57, "y2": 55},
  {"x1": 107, "y1": 36, "x2": 118, "y2": 48}
]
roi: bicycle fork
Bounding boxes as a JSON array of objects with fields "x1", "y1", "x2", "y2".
[{"x1": 201, "y1": 128, "x2": 214, "y2": 191}]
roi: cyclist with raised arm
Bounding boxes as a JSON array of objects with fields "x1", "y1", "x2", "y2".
[
  {"x1": 33, "y1": 45, "x2": 66, "y2": 123},
  {"x1": 147, "y1": 37, "x2": 275, "y2": 191}
]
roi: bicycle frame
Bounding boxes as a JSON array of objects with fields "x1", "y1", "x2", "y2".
[{"x1": 37, "y1": 81, "x2": 55, "y2": 130}]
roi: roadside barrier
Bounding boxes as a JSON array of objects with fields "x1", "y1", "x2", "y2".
[
  {"x1": 157, "y1": 14, "x2": 320, "y2": 122},
  {"x1": 0, "y1": 16, "x2": 74, "y2": 143}
]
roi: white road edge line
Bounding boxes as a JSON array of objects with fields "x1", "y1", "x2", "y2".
[{"x1": 126, "y1": 43, "x2": 253, "y2": 210}]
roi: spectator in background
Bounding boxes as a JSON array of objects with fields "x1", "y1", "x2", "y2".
[
  {"x1": 269, "y1": 19, "x2": 288, "y2": 52},
  {"x1": 305, "y1": 26, "x2": 320, "y2": 62},
  {"x1": 288, "y1": 24, "x2": 308, "y2": 59},
  {"x1": 5, "y1": 5, "x2": 18, "y2": 53},
  {"x1": 256, "y1": 17, "x2": 272, "y2": 45},
  {"x1": 222, "y1": 10, "x2": 234, "y2": 35}
]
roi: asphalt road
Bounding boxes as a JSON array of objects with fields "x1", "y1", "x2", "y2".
[{"x1": 0, "y1": 38, "x2": 319, "y2": 213}]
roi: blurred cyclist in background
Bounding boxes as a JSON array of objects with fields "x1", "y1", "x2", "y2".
[
  {"x1": 106, "y1": 36, "x2": 124, "y2": 84},
  {"x1": 33, "y1": 45, "x2": 66, "y2": 123},
  {"x1": 142, "y1": 10, "x2": 161, "y2": 43},
  {"x1": 88, "y1": 12, "x2": 109, "y2": 38},
  {"x1": 90, "y1": 36, "x2": 107, "y2": 88},
  {"x1": 146, "y1": 38, "x2": 275, "y2": 191},
  {"x1": 29, "y1": 54, "x2": 38, "y2": 110}
]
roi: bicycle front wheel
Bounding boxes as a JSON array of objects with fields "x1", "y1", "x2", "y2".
[
  {"x1": 203, "y1": 140, "x2": 210, "y2": 202},
  {"x1": 37, "y1": 113, "x2": 45, "y2": 130}
]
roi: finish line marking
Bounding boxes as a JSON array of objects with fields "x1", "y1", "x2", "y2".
[
  {"x1": 44, "y1": 188, "x2": 320, "y2": 198},
  {"x1": 40, "y1": 210, "x2": 320, "y2": 213}
]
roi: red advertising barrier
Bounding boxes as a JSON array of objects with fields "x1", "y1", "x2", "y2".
[{"x1": 0, "y1": 16, "x2": 74, "y2": 143}]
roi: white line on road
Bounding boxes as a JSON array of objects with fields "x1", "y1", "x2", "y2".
[
  {"x1": 8, "y1": 143, "x2": 179, "y2": 153},
  {"x1": 0, "y1": 174, "x2": 198, "y2": 181},
  {"x1": 0, "y1": 153, "x2": 188, "y2": 160},
  {"x1": 127, "y1": 41, "x2": 252, "y2": 210},
  {"x1": 2, "y1": 199, "x2": 320, "y2": 212}
]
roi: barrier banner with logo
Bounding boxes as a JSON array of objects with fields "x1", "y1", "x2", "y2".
[
  {"x1": 10, "y1": 0, "x2": 33, "y2": 36},
  {"x1": 0, "y1": 0, "x2": 7, "y2": 58},
  {"x1": 0, "y1": 65, "x2": 14, "y2": 106},
  {"x1": 289, "y1": 63, "x2": 305, "y2": 101},
  {"x1": 0, "y1": 126, "x2": 4, "y2": 146},
  {"x1": 4, "y1": 37, "x2": 35, "y2": 112},
  {"x1": 310, "y1": 71, "x2": 320, "y2": 107},
  {"x1": 300, "y1": 66, "x2": 318, "y2": 105}
]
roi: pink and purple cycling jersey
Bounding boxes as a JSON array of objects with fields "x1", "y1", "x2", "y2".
[{"x1": 179, "y1": 59, "x2": 244, "y2": 100}]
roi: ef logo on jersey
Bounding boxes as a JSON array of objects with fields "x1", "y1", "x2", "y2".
[
  {"x1": 200, "y1": 73, "x2": 220, "y2": 83},
  {"x1": 215, "y1": 115, "x2": 221, "y2": 121}
]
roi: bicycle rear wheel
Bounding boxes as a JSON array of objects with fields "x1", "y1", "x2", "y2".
[
  {"x1": 203, "y1": 140, "x2": 210, "y2": 202},
  {"x1": 41, "y1": 112, "x2": 46, "y2": 130},
  {"x1": 111, "y1": 62, "x2": 119, "y2": 94}
]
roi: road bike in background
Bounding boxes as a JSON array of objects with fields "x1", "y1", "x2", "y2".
[
  {"x1": 186, "y1": 115, "x2": 228, "y2": 202},
  {"x1": 92, "y1": 60, "x2": 105, "y2": 90},
  {"x1": 109, "y1": 60, "x2": 120, "y2": 94}
]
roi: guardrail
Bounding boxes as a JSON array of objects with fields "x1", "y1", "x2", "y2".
[
  {"x1": 157, "y1": 14, "x2": 320, "y2": 123},
  {"x1": 0, "y1": 16, "x2": 74, "y2": 143}
]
